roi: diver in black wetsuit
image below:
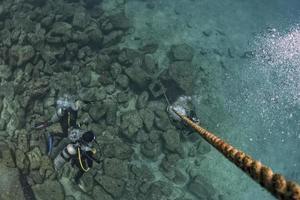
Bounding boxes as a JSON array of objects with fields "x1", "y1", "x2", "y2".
[
  {"x1": 53, "y1": 130, "x2": 99, "y2": 187},
  {"x1": 33, "y1": 94, "x2": 81, "y2": 155}
]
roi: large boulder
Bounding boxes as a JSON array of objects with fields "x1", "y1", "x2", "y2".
[
  {"x1": 103, "y1": 158, "x2": 128, "y2": 179},
  {"x1": 0, "y1": 165, "x2": 25, "y2": 200},
  {"x1": 139, "y1": 108, "x2": 155, "y2": 132},
  {"x1": 125, "y1": 66, "x2": 152, "y2": 88},
  {"x1": 121, "y1": 111, "x2": 143, "y2": 139},
  {"x1": 102, "y1": 142, "x2": 134, "y2": 160},
  {"x1": 88, "y1": 102, "x2": 107, "y2": 122},
  {"x1": 51, "y1": 22, "x2": 72, "y2": 37},
  {"x1": 72, "y1": 11, "x2": 89, "y2": 30},
  {"x1": 85, "y1": 25, "x2": 103, "y2": 47},
  {"x1": 26, "y1": 147, "x2": 42, "y2": 170},
  {"x1": 0, "y1": 64, "x2": 12, "y2": 80},
  {"x1": 93, "y1": 185, "x2": 113, "y2": 200},
  {"x1": 109, "y1": 12, "x2": 130, "y2": 30},
  {"x1": 161, "y1": 129, "x2": 181, "y2": 153},
  {"x1": 32, "y1": 180, "x2": 65, "y2": 200},
  {"x1": 103, "y1": 30, "x2": 123, "y2": 47},
  {"x1": 94, "y1": 175, "x2": 125, "y2": 198},
  {"x1": 9, "y1": 45, "x2": 35, "y2": 67},
  {"x1": 168, "y1": 61, "x2": 194, "y2": 95},
  {"x1": 0, "y1": 141, "x2": 15, "y2": 168}
]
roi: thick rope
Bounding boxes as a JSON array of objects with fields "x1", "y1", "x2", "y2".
[{"x1": 173, "y1": 109, "x2": 300, "y2": 200}]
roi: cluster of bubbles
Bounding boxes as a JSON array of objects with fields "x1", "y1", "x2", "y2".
[{"x1": 253, "y1": 26, "x2": 300, "y2": 108}]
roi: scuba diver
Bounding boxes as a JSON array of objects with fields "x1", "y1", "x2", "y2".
[
  {"x1": 54, "y1": 128, "x2": 100, "y2": 186},
  {"x1": 33, "y1": 94, "x2": 81, "y2": 155},
  {"x1": 167, "y1": 95, "x2": 199, "y2": 123},
  {"x1": 166, "y1": 95, "x2": 200, "y2": 140}
]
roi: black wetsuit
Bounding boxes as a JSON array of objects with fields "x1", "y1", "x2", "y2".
[
  {"x1": 72, "y1": 149, "x2": 94, "y2": 183},
  {"x1": 59, "y1": 108, "x2": 78, "y2": 137}
]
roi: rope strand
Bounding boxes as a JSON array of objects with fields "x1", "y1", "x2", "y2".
[{"x1": 173, "y1": 109, "x2": 300, "y2": 200}]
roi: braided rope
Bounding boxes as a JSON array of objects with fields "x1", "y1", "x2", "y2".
[{"x1": 173, "y1": 110, "x2": 300, "y2": 200}]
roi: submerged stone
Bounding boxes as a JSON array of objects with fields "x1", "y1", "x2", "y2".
[
  {"x1": 95, "y1": 175, "x2": 125, "y2": 198},
  {"x1": 32, "y1": 180, "x2": 65, "y2": 200},
  {"x1": 103, "y1": 158, "x2": 128, "y2": 179},
  {"x1": 9, "y1": 45, "x2": 35, "y2": 67},
  {"x1": 0, "y1": 165, "x2": 25, "y2": 200},
  {"x1": 93, "y1": 185, "x2": 113, "y2": 200},
  {"x1": 170, "y1": 44, "x2": 194, "y2": 61},
  {"x1": 162, "y1": 129, "x2": 181, "y2": 153},
  {"x1": 168, "y1": 61, "x2": 194, "y2": 95}
]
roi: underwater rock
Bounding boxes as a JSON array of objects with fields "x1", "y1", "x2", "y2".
[
  {"x1": 9, "y1": 45, "x2": 35, "y2": 67},
  {"x1": 94, "y1": 54, "x2": 111, "y2": 73},
  {"x1": 26, "y1": 146, "x2": 42, "y2": 170},
  {"x1": 154, "y1": 110, "x2": 171, "y2": 131},
  {"x1": 148, "y1": 100, "x2": 167, "y2": 112},
  {"x1": 187, "y1": 175, "x2": 218, "y2": 200},
  {"x1": 139, "y1": 108, "x2": 154, "y2": 132},
  {"x1": 118, "y1": 48, "x2": 142, "y2": 66},
  {"x1": 135, "y1": 130, "x2": 149, "y2": 143},
  {"x1": 39, "y1": 155, "x2": 55, "y2": 180},
  {"x1": 17, "y1": 129, "x2": 30, "y2": 152},
  {"x1": 103, "y1": 158, "x2": 128, "y2": 179},
  {"x1": 85, "y1": 24, "x2": 103, "y2": 47},
  {"x1": 148, "y1": 130, "x2": 161, "y2": 143},
  {"x1": 103, "y1": 30, "x2": 124, "y2": 47},
  {"x1": 0, "y1": 64, "x2": 12, "y2": 80},
  {"x1": 168, "y1": 61, "x2": 194, "y2": 95},
  {"x1": 196, "y1": 139, "x2": 211, "y2": 155},
  {"x1": 78, "y1": 87, "x2": 97, "y2": 102},
  {"x1": 121, "y1": 111, "x2": 143, "y2": 139},
  {"x1": 80, "y1": 68, "x2": 92, "y2": 87},
  {"x1": 162, "y1": 129, "x2": 181, "y2": 153},
  {"x1": 130, "y1": 164, "x2": 155, "y2": 182},
  {"x1": 51, "y1": 22, "x2": 72, "y2": 37},
  {"x1": 73, "y1": 11, "x2": 89, "y2": 30},
  {"x1": 109, "y1": 12, "x2": 130, "y2": 30},
  {"x1": 125, "y1": 65, "x2": 151, "y2": 88},
  {"x1": 32, "y1": 180, "x2": 65, "y2": 200},
  {"x1": 143, "y1": 54, "x2": 157, "y2": 75},
  {"x1": 103, "y1": 142, "x2": 134, "y2": 160},
  {"x1": 0, "y1": 141, "x2": 15, "y2": 168},
  {"x1": 93, "y1": 185, "x2": 113, "y2": 200},
  {"x1": 110, "y1": 62, "x2": 122, "y2": 79},
  {"x1": 0, "y1": 165, "x2": 25, "y2": 200},
  {"x1": 170, "y1": 44, "x2": 194, "y2": 62},
  {"x1": 116, "y1": 74, "x2": 129, "y2": 89},
  {"x1": 145, "y1": 181, "x2": 172, "y2": 200},
  {"x1": 106, "y1": 100, "x2": 117, "y2": 125},
  {"x1": 95, "y1": 175, "x2": 125, "y2": 198},
  {"x1": 140, "y1": 140, "x2": 161, "y2": 159},
  {"x1": 139, "y1": 42, "x2": 159, "y2": 54},
  {"x1": 117, "y1": 91, "x2": 130, "y2": 103},
  {"x1": 72, "y1": 31, "x2": 89, "y2": 47},
  {"x1": 28, "y1": 170, "x2": 44, "y2": 185},
  {"x1": 26, "y1": 0, "x2": 47, "y2": 6},
  {"x1": 15, "y1": 149, "x2": 30, "y2": 173},
  {"x1": 88, "y1": 101, "x2": 107, "y2": 122},
  {"x1": 137, "y1": 91, "x2": 149, "y2": 109}
]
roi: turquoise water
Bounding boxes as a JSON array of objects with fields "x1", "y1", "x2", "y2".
[
  {"x1": 1, "y1": 0, "x2": 299, "y2": 199},
  {"x1": 126, "y1": 0, "x2": 300, "y2": 199}
]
